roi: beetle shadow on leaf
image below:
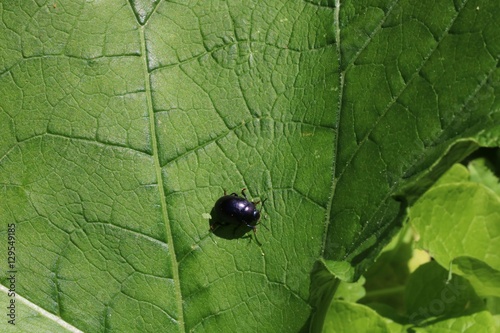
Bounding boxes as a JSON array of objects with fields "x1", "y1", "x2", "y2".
[{"x1": 208, "y1": 207, "x2": 253, "y2": 241}]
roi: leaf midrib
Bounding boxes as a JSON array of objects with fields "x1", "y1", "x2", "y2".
[
  {"x1": 321, "y1": 0, "x2": 343, "y2": 258},
  {"x1": 140, "y1": 25, "x2": 185, "y2": 331}
]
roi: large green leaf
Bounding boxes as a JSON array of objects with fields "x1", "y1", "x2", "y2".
[{"x1": 1, "y1": 0, "x2": 499, "y2": 332}]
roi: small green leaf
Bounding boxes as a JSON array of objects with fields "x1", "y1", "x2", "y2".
[
  {"x1": 335, "y1": 276, "x2": 366, "y2": 303},
  {"x1": 410, "y1": 310, "x2": 495, "y2": 333},
  {"x1": 405, "y1": 262, "x2": 498, "y2": 331},
  {"x1": 405, "y1": 262, "x2": 484, "y2": 325},
  {"x1": 323, "y1": 301, "x2": 390, "y2": 333},
  {"x1": 452, "y1": 257, "x2": 500, "y2": 297},
  {"x1": 410, "y1": 162, "x2": 500, "y2": 297},
  {"x1": 468, "y1": 158, "x2": 500, "y2": 196}
]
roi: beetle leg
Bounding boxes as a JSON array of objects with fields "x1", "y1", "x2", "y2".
[
  {"x1": 244, "y1": 224, "x2": 263, "y2": 246},
  {"x1": 244, "y1": 222, "x2": 255, "y2": 229},
  {"x1": 251, "y1": 227, "x2": 262, "y2": 246},
  {"x1": 256, "y1": 220, "x2": 269, "y2": 231},
  {"x1": 241, "y1": 188, "x2": 247, "y2": 198}
]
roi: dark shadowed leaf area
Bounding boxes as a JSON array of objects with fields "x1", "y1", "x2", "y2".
[{"x1": 0, "y1": 0, "x2": 499, "y2": 332}]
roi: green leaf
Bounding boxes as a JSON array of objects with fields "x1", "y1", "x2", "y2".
[
  {"x1": 323, "y1": 301, "x2": 390, "y2": 333},
  {"x1": 410, "y1": 163, "x2": 500, "y2": 297},
  {"x1": 308, "y1": 260, "x2": 351, "y2": 333},
  {"x1": 468, "y1": 158, "x2": 500, "y2": 195},
  {"x1": 324, "y1": 0, "x2": 500, "y2": 276},
  {"x1": 410, "y1": 310, "x2": 495, "y2": 333},
  {"x1": 405, "y1": 262, "x2": 485, "y2": 325},
  {"x1": 361, "y1": 225, "x2": 415, "y2": 312},
  {"x1": 405, "y1": 263, "x2": 496, "y2": 332},
  {"x1": 0, "y1": 286, "x2": 78, "y2": 333},
  {"x1": 335, "y1": 276, "x2": 366, "y2": 303},
  {"x1": 1, "y1": 0, "x2": 499, "y2": 332},
  {"x1": 452, "y1": 257, "x2": 500, "y2": 297}
]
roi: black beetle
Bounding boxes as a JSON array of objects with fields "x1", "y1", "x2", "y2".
[{"x1": 210, "y1": 189, "x2": 266, "y2": 242}]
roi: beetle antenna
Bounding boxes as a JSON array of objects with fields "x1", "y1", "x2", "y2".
[
  {"x1": 262, "y1": 198, "x2": 267, "y2": 209},
  {"x1": 259, "y1": 198, "x2": 269, "y2": 230}
]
